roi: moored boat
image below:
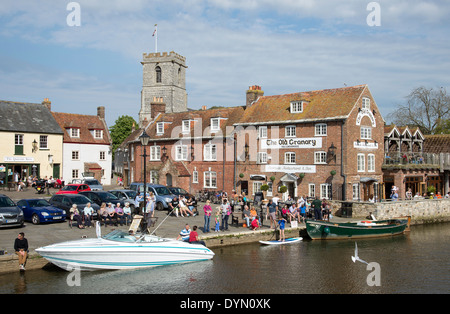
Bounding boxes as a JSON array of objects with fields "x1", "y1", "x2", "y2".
[
  {"x1": 36, "y1": 229, "x2": 214, "y2": 271},
  {"x1": 305, "y1": 217, "x2": 410, "y2": 240}
]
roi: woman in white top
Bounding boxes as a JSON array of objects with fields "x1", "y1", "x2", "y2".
[
  {"x1": 83, "y1": 202, "x2": 94, "y2": 227},
  {"x1": 179, "y1": 196, "x2": 193, "y2": 217}
]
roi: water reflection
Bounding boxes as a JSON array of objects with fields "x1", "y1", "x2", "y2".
[{"x1": 0, "y1": 223, "x2": 449, "y2": 294}]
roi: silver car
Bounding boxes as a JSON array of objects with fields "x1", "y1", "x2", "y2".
[{"x1": 0, "y1": 194, "x2": 24, "y2": 228}]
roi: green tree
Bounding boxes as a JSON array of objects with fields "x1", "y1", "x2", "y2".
[{"x1": 109, "y1": 115, "x2": 137, "y2": 157}]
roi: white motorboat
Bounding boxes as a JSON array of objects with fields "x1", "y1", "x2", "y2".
[{"x1": 36, "y1": 228, "x2": 214, "y2": 271}]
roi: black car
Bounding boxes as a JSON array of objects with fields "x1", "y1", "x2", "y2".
[
  {"x1": 78, "y1": 191, "x2": 125, "y2": 208},
  {"x1": 48, "y1": 194, "x2": 100, "y2": 219}
]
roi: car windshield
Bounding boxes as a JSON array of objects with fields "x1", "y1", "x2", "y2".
[
  {"x1": 154, "y1": 186, "x2": 171, "y2": 195},
  {"x1": 28, "y1": 199, "x2": 51, "y2": 207},
  {"x1": 124, "y1": 191, "x2": 137, "y2": 199},
  {"x1": 71, "y1": 195, "x2": 91, "y2": 204},
  {"x1": 61, "y1": 185, "x2": 78, "y2": 191},
  {"x1": 0, "y1": 196, "x2": 16, "y2": 207},
  {"x1": 85, "y1": 180, "x2": 101, "y2": 186},
  {"x1": 98, "y1": 192, "x2": 119, "y2": 201}
]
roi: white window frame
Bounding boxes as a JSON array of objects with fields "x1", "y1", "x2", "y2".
[
  {"x1": 210, "y1": 118, "x2": 220, "y2": 132},
  {"x1": 72, "y1": 169, "x2": 79, "y2": 179},
  {"x1": 204, "y1": 171, "x2": 217, "y2": 188},
  {"x1": 257, "y1": 152, "x2": 268, "y2": 164},
  {"x1": 156, "y1": 122, "x2": 164, "y2": 135},
  {"x1": 308, "y1": 183, "x2": 315, "y2": 198},
  {"x1": 284, "y1": 152, "x2": 296, "y2": 164},
  {"x1": 315, "y1": 123, "x2": 327, "y2": 136},
  {"x1": 314, "y1": 151, "x2": 327, "y2": 164},
  {"x1": 285, "y1": 125, "x2": 296, "y2": 137},
  {"x1": 258, "y1": 126, "x2": 267, "y2": 139},
  {"x1": 368, "y1": 154, "x2": 375, "y2": 172},
  {"x1": 290, "y1": 101, "x2": 303, "y2": 113},
  {"x1": 352, "y1": 183, "x2": 360, "y2": 200},
  {"x1": 39, "y1": 135, "x2": 48, "y2": 149},
  {"x1": 357, "y1": 154, "x2": 365, "y2": 172},
  {"x1": 182, "y1": 120, "x2": 190, "y2": 133},
  {"x1": 150, "y1": 146, "x2": 161, "y2": 161},
  {"x1": 360, "y1": 126, "x2": 372, "y2": 140},
  {"x1": 320, "y1": 183, "x2": 331, "y2": 200},
  {"x1": 15, "y1": 134, "x2": 23, "y2": 145},
  {"x1": 204, "y1": 144, "x2": 217, "y2": 161},
  {"x1": 70, "y1": 128, "x2": 80, "y2": 138},
  {"x1": 253, "y1": 182, "x2": 263, "y2": 195},
  {"x1": 72, "y1": 151, "x2": 79, "y2": 160},
  {"x1": 99, "y1": 151, "x2": 106, "y2": 160},
  {"x1": 193, "y1": 170, "x2": 198, "y2": 183},
  {"x1": 362, "y1": 97, "x2": 370, "y2": 110},
  {"x1": 175, "y1": 145, "x2": 188, "y2": 161},
  {"x1": 94, "y1": 129, "x2": 103, "y2": 139}
]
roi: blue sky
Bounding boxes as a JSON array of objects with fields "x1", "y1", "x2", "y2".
[{"x1": 1, "y1": 0, "x2": 449, "y2": 127}]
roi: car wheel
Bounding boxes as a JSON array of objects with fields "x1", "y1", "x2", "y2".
[
  {"x1": 32, "y1": 214, "x2": 40, "y2": 225},
  {"x1": 156, "y1": 202, "x2": 164, "y2": 211}
]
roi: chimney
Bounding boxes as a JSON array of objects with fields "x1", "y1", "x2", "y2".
[
  {"x1": 246, "y1": 85, "x2": 263, "y2": 107},
  {"x1": 42, "y1": 98, "x2": 51, "y2": 111},
  {"x1": 97, "y1": 106, "x2": 105, "y2": 119},
  {"x1": 202, "y1": 105, "x2": 207, "y2": 110},
  {"x1": 151, "y1": 97, "x2": 166, "y2": 118}
]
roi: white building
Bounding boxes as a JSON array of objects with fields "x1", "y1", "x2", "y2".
[{"x1": 52, "y1": 107, "x2": 112, "y2": 185}]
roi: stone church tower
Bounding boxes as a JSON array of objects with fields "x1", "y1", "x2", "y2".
[{"x1": 139, "y1": 51, "x2": 188, "y2": 126}]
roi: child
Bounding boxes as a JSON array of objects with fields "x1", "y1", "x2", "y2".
[
  {"x1": 214, "y1": 207, "x2": 221, "y2": 232},
  {"x1": 278, "y1": 217, "x2": 286, "y2": 242},
  {"x1": 251, "y1": 216, "x2": 260, "y2": 231}
]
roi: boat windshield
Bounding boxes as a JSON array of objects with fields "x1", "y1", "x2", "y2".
[{"x1": 102, "y1": 230, "x2": 138, "y2": 242}]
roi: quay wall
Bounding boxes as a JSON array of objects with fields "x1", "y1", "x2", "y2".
[{"x1": 331, "y1": 199, "x2": 450, "y2": 224}]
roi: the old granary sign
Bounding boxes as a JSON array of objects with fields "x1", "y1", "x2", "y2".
[{"x1": 261, "y1": 137, "x2": 322, "y2": 149}]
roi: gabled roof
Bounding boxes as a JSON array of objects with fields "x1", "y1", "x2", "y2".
[
  {"x1": 52, "y1": 112, "x2": 111, "y2": 145},
  {"x1": 236, "y1": 85, "x2": 368, "y2": 125},
  {"x1": 423, "y1": 134, "x2": 450, "y2": 154},
  {"x1": 0, "y1": 100, "x2": 63, "y2": 134}
]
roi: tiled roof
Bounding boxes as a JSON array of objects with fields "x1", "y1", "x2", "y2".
[
  {"x1": 0, "y1": 100, "x2": 63, "y2": 134},
  {"x1": 237, "y1": 85, "x2": 367, "y2": 124},
  {"x1": 52, "y1": 112, "x2": 111, "y2": 145},
  {"x1": 423, "y1": 134, "x2": 450, "y2": 154}
]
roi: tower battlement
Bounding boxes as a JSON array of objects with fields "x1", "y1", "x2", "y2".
[{"x1": 142, "y1": 51, "x2": 186, "y2": 64}]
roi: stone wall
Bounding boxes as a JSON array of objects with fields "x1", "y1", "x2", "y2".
[{"x1": 331, "y1": 199, "x2": 450, "y2": 225}]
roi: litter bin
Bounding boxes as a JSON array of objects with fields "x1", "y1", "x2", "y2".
[{"x1": 341, "y1": 202, "x2": 353, "y2": 218}]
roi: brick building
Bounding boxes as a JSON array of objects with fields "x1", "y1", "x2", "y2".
[{"x1": 119, "y1": 82, "x2": 386, "y2": 201}]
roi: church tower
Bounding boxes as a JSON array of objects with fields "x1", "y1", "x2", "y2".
[{"x1": 139, "y1": 51, "x2": 188, "y2": 126}]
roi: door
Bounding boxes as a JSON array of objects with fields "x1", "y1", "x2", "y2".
[
  {"x1": 53, "y1": 164, "x2": 60, "y2": 179},
  {"x1": 166, "y1": 173, "x2": 173, "y2": 187}
]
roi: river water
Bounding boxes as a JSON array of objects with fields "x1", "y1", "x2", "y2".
[{"x1": 1, "y1": 223, "x2": 449, "y2": 294}]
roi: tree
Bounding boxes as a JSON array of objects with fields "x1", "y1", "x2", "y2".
[
  {"x1": 387, "y1": 86, "x2": 450, "y2": 134},
  {"x1": 109, "y1": 115, "x2": 137, "y2": 157}
]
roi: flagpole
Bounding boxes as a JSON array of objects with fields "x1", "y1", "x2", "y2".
[{"x1": 154, "y1": 24, "x2": 158, "y2": 53}]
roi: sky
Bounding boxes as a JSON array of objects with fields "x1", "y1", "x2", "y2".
[{"x1": 0, "y1": 0, "x2": 449, "y2": 127}]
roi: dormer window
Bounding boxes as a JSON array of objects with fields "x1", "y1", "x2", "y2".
[
  {"x1": 182, "y1": 120, "x2": 190, "y2": 133},
  {"x1": 156, "y1": 122, "x2": 164, "y2": 135},
  {"x1": 70, "y1": 128, "x2": 80, "y2": 138},
  {"x1": 91, "y1": 129, "x2": 103, "y2": 139},
  {"x1": 362, "y1": 97, "x2": 370, "y2": 110},
  {"x1": 290, "y1": 101, "x2": 303, "y2": 113},
  {"x1": 210, "y1": 118, "x2": 220, "y2": 131}
]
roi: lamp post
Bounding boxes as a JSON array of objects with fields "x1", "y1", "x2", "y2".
[{"x1": 139, "y1": 130, "x2": 150, "y2": 222}]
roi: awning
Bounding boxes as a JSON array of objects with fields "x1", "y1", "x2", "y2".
[
  {"x1": 250, "y1": 174, "x2": 266, "y2": 180},
  {"x1": 360, "y1": 177, "x2": 378, "y2": 183}
]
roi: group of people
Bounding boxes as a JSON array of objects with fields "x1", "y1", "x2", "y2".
[
  {"x1": 69, "y1": 202, "x2": 133, "y2": 229},
  {"x1": 168, "y1": 195, "x2": 198, "y2": 217},
  {"x1": 392, "y1": 186, "x2": 450, "y2": 201},
  {"x1": 14, "y1": 175, "x2": 63, "y2": 192}
]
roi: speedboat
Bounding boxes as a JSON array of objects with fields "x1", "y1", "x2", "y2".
[{"x1": 36, "y1": 226, "x2": 214, "y2": 271}]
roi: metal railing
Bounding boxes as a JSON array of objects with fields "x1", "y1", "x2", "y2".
[{"x1": 383, "y1": 152, "x2": 440, "y2": 166}]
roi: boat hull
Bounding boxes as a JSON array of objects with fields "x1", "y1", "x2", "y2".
[
  {"x1": 36, "y1": 238, "x2": 215, "y2": 271},
  {"x1": 305, "y1": 219, "x2": 409, "y2": 240}
]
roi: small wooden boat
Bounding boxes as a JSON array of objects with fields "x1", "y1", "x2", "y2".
[{"x1": 305, "y1": 217, "x2": 410, "y2": 240}]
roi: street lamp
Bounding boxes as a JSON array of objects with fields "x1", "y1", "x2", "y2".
[{"x1": 139, "y1": 130, "x2": 150, "y2": 229}]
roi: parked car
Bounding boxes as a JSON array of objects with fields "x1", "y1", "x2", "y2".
[
  {"x1": 128, "y1": 183, "x2": 177, "y2": 211},
  {"x1": 55, "y1": 183, "x2": 91, "y2": 195},
  {"x1": 168, "y1": 187, "x2": 194, "y2": 200},
  {"x1": 78, "y1": 191, "x2": 125, "y2": 208},
  {"x1": 49, "y1": 194, "x2": 100, "y2": 219},
  {"x1": 0, "y1": 194, "x2": 24, "y2": 228},
  {"x1": 108, "y1": 189, "x2": 138, "y2": 212},
  {"x1": 17, "y1": 199, "x2": 66, "y2": 224},
  {"x1": 72, "y1": 178, "x2": 103, "y2": 191}
]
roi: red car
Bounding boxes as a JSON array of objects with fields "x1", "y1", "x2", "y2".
[{"x1": 55, "y1": 184, "x2": 91, "y2": 195}]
